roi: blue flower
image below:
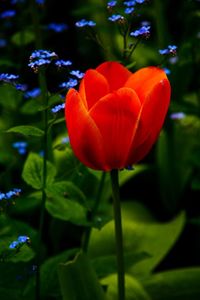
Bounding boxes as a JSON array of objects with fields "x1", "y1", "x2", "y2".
[
  {"x1": 0, "y1": 10, "x2": 16, "y2": 19},
  {"x1": 12, "y1": 141, "x2": 28, "y2": 155},
  {"x1": 124, "y1": 7, "x2": 135, "y2": 14},
  {"x1": 75, "y1": 19, "x2": 96, "y2": 27},
  {"x1": 0, "y1": 73, "x2": 19, "y2": 83},
  {"x1": 170, "y1": 112, "x2": 186, "y2": 120},
  {"x1": 30, "y1": 49, "x2": 57, "y2": 60},
  {"x1": 159, "y1": 45, "x2": 177, "y2": 55},
  {"x1": 0, "y1": 188, "x2": 21, "y2": 201},
  {"x1": 135, "y1": 0, "x2": 145, "y2": 3},
  {"x1": 130, "y1": 25, "x2": 150, "y2": 37},
  {"x1": 18, "y1": 236, "x2": 29, "y2": 243},
  {"x1": 36, "y1": 0, "x2": 45, "y2": 4},
  {"x1": 124, "y1": 1, "x2": 136, "y2": 6},
  {"x1": 51, "y1": 103, "x2": 65, "y2": 113},
  {"x1": 61, "y1": 137, "x2": 69, "y2": 144},
  {"x1": 107, "y1": 1, "x2": 117, "y2": 7},
  {"x1": 47, "y1": 23, "x2": 68, "y2": 32},
  {"x1": 24, "y1": 87, "x2": 41, "y2": 98},
  {"x1": 70, "y1": 70, "x2": 85, "y2": 79},
  {"x1": 0, "y1": 39, "x2": 7, "y2": 48},
  {"x1": 9, "y1": 241, "x2": 19, "y2": 249},
  {"x1": 163, "y1": 68, "x2": 171, "y2": 75},
  {"x1": 55, "y1": 59, "x2": 72, "y2": 68},
  {"x1": 108, "y1": 14, "x2": 124, "y2": 22},
  {"x1": 59, "y1": 78, "x2": 78, "y2": 89},
  {"x1": 15, "y1": 83, "x2": 28, "y2": 92}
]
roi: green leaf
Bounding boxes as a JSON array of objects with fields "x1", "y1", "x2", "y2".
[
  {"x1": 45, "y1": 181, "x2": 87, "y2": 225},
  {"x1": 92, "y1": 251, "x2": 150, "y2": 279},
  {"x1": 11, "y1": 30, "x2": 35, "y2": 46},
  {"x1": 40, "y1": 248, "x2": 78, "y2": 299},
  {"x1": 89, "y1": 202, "x2": 185, "y2": 278},
  {"x1": 143, "y1": 268, "x2": 200, "y2": 300},
  {"x1": 9, "y1": 244, "x2": 35, "y2": 263},
  {"x1": 7, "y1": 125, "x2": 44, "y2": 137},
  {"x1": 58, "y1": 251, "x2": 106, "y2": 300},
  {"x1": 21, "y1": 99, "x2": 43, "y2": 115},
  {"x1": 0, "y1": 84, "x2": 22, "y2": 109},
  {"x1": 101, "y1": 274, "x2": 151, "y2": 300},
  {"x1": 22, "y1": 152, "x2": 56, "y2": 189}
]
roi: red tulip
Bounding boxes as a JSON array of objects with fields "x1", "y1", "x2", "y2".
[{"x1": 65, "y1": 61, "x2": 171, "y2": 171}]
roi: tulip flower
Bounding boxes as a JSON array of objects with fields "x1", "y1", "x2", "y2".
[{"x1": 65, "y1": 61, "x2": 171, "y2": 171}]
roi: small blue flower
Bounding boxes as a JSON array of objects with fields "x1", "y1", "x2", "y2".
[
  {"x1": 70, "y1": 70, "x2": 85, "y2": 79},
  {"x1": 108, "y1": 14, "x2": 124, "y2": 22},
  {"x1": 24, "y1": 87, "x2": 41, "y2": 98},
  {"x1": 75, "y1": 19, "x2": 96, "y2": 27},
  {"x1": 107, "y1": 1, "x2": 117, "y2": 7},
  {"x1": 55, "y1": 59, "x2": 72, "y2": 68},
  {"x1": 15, "y1": 83, "x2": 28, "y2": 92},
  {"x1": 28, "y1": 59, "x2": 51, "y2": 70},
  {"x1": 169, "y1": 56, "x2": 178, "y2": 64},
  {"x1": 18, "y1": 236, "x2": 29, "y2": 243},
  {"x1": 159, "y1": 45, "x2": 177, "y2": 56},
  {"x1": 59, "y1": 78, "x2": 78, "y2": 89},
  {"x1": 0, "y1": 38, "x2": 7, "y2": 48},
  {"x1": 124, "y1": 7, "x2": 135, "y2": 14},
  {"x1": 170, "y1": 112, "x2": 186, "y2": 120},
  {"x1": 51, "y1": 103, "x2": 65, "y2": 113},
  {"x1": 61, "y1": 137, "x2": 69, "y2": 144},
  {"x1": 30, "y1": 49, "x2": 57, "y2": 60},
  {"x1": 135, "y1": 0, "x2": 145, "y2": 3},
  {"x1": 163, "y1": 68, "x2": 171, "y2": 75},
  {"x1": 47, "y1": 23, "x2": 68, "y2": 32},
  {"x1": 0, "y1": 73, "x2": 19, "y2": 84},
  {"x1": 36, "y1": 0, "x2": 45, "y2": 4},
  {"x1": 130, "y1": 25, "x2": 150, "y2": 37},
  {"x1": 0, "y1": 10, "x2": 16, "y2": 19},
  {"x1": 124, "y1": 1, "x2": 136, "y2": 6},
  {"x1": 9, "y1": 241, "x2": 19, "y2": 249},
  {"x1": 12, "y1": 141, "x2": 28, "y2": 155}
]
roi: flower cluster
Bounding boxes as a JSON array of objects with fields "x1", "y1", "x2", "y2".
[
  {"x1": 51, "y1": 103, "x2": 65, "y2": 113},
  {"x1": 0, "y1": 188, "x2": 22, "y2": 210},
  {"x1": 24, "y1": 87, "x2": 41, "y2": 98},
  {"x1": 55, "y1": 59, "x2": 72, "y2": 68},
  {"x1": 70, "y1": 70, "x2": 85, "y2": 79},
  {"x1": 0, "y1": 73, "x2": 19, "y2": 84},
  {"x1": 159, "y1": 45, "x2": 177, "y2": 55},
  {"x1": 130, "y1": 25, "x2": 150, "y2": 37},
  {"x1": 28, "y1": 49, "x2": 58, "y2": 72},
  {"x1": 9, "y1": 235, "x2": 30, "y2": 249},
  {"x1": 59, "y1": 78, "x2": 78, "y2": 89},
  {"x1": 75, "y1": 19, "x2": 96, "y2": 27},
  {"x1": 0, "y1": 10, "x2": 16, "y2": 19},
  {"x1": 12, "y1": 141, "x2": 28, "y2": 155},
  {"x1": 47, "y1": 23, "x2": 68, "y2": 33}
]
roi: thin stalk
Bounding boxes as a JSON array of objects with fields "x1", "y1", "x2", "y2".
[
  {"x1": 110, "y1": 169, "x2": 125, "y2": 300},
  {"x1": 82, "y1": 172, "x2": 106, "y2": 252},
  {"x1": 30, "y1": 1, "x2": 48, "y2": 299}
]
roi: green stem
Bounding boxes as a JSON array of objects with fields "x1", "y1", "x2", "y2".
[
  {"x1": 110, "y1": 169, "x2": 125, "y2": 300},
  {"x1": 82, "y1": 172, "x2": 106, "y2": 252},
  {"x1": 30, "y1": 2, "x2": 48, "y2": 299}
]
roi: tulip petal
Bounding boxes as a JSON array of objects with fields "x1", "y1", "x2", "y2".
[
  {"x1": 90, "y1": 87, "x2": 141, "y2": 170},
  {"x1": 125, "y1": 66, "x2": 167, "y2": 104},
  {"x1": 65, "y1": 89, "x2": 107, "y2": 170},
  {"x1": 79, "y1": 69, "x2": 109, "y2": 110},
  {"x1": 96, "y1": 61, "x2": 132, "y2": 91},
  {"x1": 126, "y1": 78, "x2": 171, "y2": 165}
]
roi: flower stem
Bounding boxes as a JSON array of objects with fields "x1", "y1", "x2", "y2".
[
  {"x1": 82, "y1": 171, "x2": 106, "y2": 252},
  {"x1": 110, "y1": 169, "x2": 125, "y2": 300}
]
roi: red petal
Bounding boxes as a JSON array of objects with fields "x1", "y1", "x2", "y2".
[
  {"x1": 65, "y1": 89, "x2": 107, "y2": 170},
  {"x1": 96, "y1": 61, "x2": 132, "y2": 91},
  {"x1": 79, "y1": 69, "x2": 109, "y2": 110},
  {"x1": 125, "y1": 66, "x2": 167, "y2": 104},
  {"x1": 89, "y1": 87, "x2": 141, "y2": 170},
  {"x1": 126, "y1": 78, "x2": 171, "y2": 165}
]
